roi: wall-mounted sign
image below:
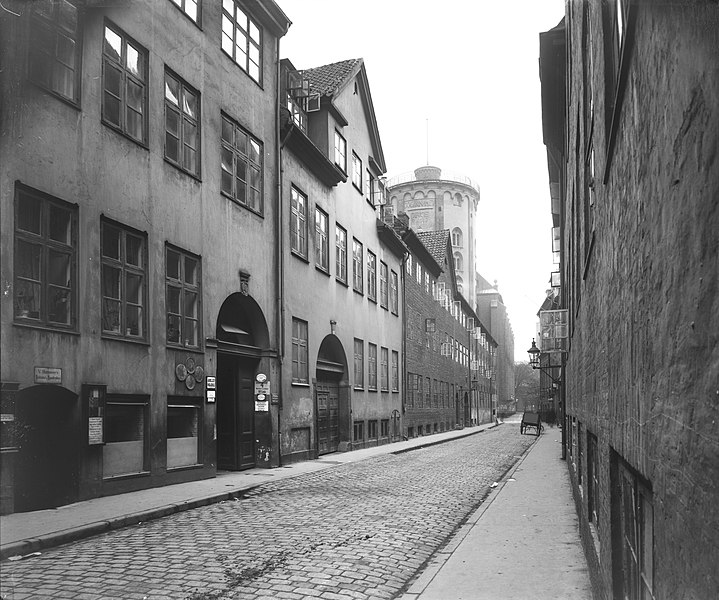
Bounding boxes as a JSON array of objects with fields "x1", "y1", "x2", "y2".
[
  {"x1": 255, "y1": 400, "x2": 269, "y2": 412},
  {"x1": 206, "y1": 376, "x2": 216, "y2": 403},
  {"x1": 255, "y1": 380, "x2": 270, "y2": 396},
  {"x1": 83, "y1": 384, "x2": 106, "y2": 445},
  {"x1": 34, "y1": 367, "x2": 62, "y2": 384},
  {"x1": 256, "y1": 373, "x2": 267, "y2": 383}
]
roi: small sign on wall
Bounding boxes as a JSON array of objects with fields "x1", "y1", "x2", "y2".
[
  {"x1": 206, "y1": 376, "x2": 216, "y2": 403},
  {"x1": 83, "y1": 384, "x2": 106, "y2": 445},
  {"x1": 35, "y1": 367, "x2": 62, "y2": 384}
]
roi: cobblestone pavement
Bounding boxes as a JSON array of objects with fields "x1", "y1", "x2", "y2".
[{"x1": 0, "y1": 426, "x2": 534, "y2": 600}]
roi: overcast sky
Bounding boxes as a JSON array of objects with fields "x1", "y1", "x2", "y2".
[{"x1": 281, "y1": 0, "x2": 564, "y2": 362}]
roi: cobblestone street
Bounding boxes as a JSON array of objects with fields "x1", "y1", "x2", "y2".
[{"x1": 1, "y1": 427, "x2": 534, "y2": 600}]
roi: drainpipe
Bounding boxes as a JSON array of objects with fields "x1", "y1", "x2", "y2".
[
  {"x1": 275, "y1": 36, "x2": 284, "y2": 467},
  {"x1": 400, "y1": 251, "x2": 408, "y2": 436}
]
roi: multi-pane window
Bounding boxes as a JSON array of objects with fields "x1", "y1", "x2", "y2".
[
  {"x1": 368, "y1": 420, "x2": 378, "y2": 440},
  {"x1": 363, "y1": 169, "x2": 370, "y2": 201},
  {"x1": 221, "y1": 114, "x2": 263, "y2": 214},
  {"x1": 291, "y1": 318, "x2": 309, "y2": 384},
  {"x1": 102, "y1": 23, "x2": 147, "y2": 143},
  {"x1": 170, "y1": 0, "x2": 199, "y2": 23},
  {"x1": 14, "y1": 186, "x2": 77, "y2": 328},
  {"x1": 391, "y1": 351, "x2": 399, "y2": 392},
  {"x1": 101, "y1": 220, "x2": 147, "y2": 339},
  {"x1": 390, "y1": 270, "x2": 398, "y2": 314},
  {"x1": 315, "y1": 207, "x2": 329, "y2": 272},
  {"x1": 588, "y1": 432, "x2": 600, "y2": 534},
  {"x1": 352, "y1": 238, "x2": 363, "y2": 293},
  {"x1": 166, "y1": 245, "x2": 201, "y2": 348},
  {"x1": 335, "y1": 224, "x2": 347, "y2": 283},
  {"x1": 380, "y1": 419, "x2": 389, "y2": 438},
  {"x1": 334, "y1": 130, "x2": 347, "y2": 172},
  {"x1": 367, "y1": 250, "x2": 377, "y2": 301},
  {"x1": 379, "y1": 261, "x2": 388, "y2": 308},
  {"x1": 29, "y1": 0, "x2": 81, "y2": 103},
  {"x1": 380, "y1": 347, "x2": 389, "y2": 392},
  {"x1": 353, "y1": 338, "x2": 364, "y2": 389},
  {"x1": 351, "y1": 152, "x2": 362, "y2": 191},
  {"x1": 165, "y1": 71, "x2": 200, "y2": 177},
  {"x1": 353, "y1": 420, "x2": 364, "y2": 443},
  {"x1": 290, "y1": 186, "x2": 307, "y2": 258},
  {"x1": 368, "y1": 343, "x2": 377, "y2": 391},
  {"x1": 452, "y1": 227, "x2": 463, "y2": 247},
  {"x1": 221, "y1": 0, "x2": 262, "y2": 83}
]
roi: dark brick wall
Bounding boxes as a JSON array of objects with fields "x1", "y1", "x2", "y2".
[{"x1": 554, "y1": 4, "x2": 719, "y2": 599}]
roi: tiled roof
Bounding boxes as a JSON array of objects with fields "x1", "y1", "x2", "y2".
[
  {"x1": 301, "y1": 58, "x2": 363, "y2": 97},
  {"x1": 416, "y1": 230, "x2": 450, "y2": 266}
]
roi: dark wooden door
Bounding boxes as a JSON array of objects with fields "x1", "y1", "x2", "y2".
[
  {"x1": 317, "y1": 381, "x2": 339, "y2": 454},
  {"x1": 217, "y1": 354, "x2": 255, "y2": 470}
]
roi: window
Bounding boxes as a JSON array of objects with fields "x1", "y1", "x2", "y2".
[
  {"x1": 101, "y1": 219, "x2": 147, "y2": 339},
  {"x1": 335, "y1": 224, "x2": 347, "y2": 283},
  {"x1": 380, "y1": 419, "x2": 389, "y2": 438},
  {"x1": 352, "y1": 238, "x2": 363, "y2": 293},
  {"x1": 368, "y1": 420, "x2": 378, "y2": 440},
  {"x1": 353, "y1": 420, "x2": 364, "y2": 443},
  {"x1": 363, "y1": 169, "x2": 371, "y2": 202},
  {"x1": 165, "y1": 70, "x2": 200, "y2": 177},
  {"x1": 352, "y1": 152, "x2": 362, "y2": 191},
  {"x1": 406, "y1": 254, "x2": 413, "y2": 275},
  {"x1": 29, "y1": 0, "x2": 81, "y2": 103},
  {"x1": 367, "y1": 250, "x2": 377, "y2": 301},
  {"x1": 291, "y1": 318, "x2": 309, "y2": 384},
  {"x1": 368, "y1": 343, "x2": 377, "y2": 390},
  {"x1": 391, "y1": 351, "x2": 399, "y2": 391},
  {"x1": 167, "y1": 397, "x2": 201, "y2": 469},
  {"x1": 380, "y1": 347, "x2": 389, "y2": 392},
  {"x1": 452, "y1": 227, "x2": 463, "y2": 247},
  {"x1": 102, "y1": 23, "x2": 147, "y2": 144},
  {"x1": 170, "y1": 0, "x2": 199, "y2": 23},
  {"x1": 379, "y1": 261, "x2": 388, "y2": 308},
  {"x1": 221, "y1": 0, "x2": 262, "y2": 83},
  {"x1": 221, "y1": 114, "x2": 263, "y2": 214},
  {"x1": 103, "y1": 395, "x2": 148, "y2": 477},
  {"x1": 614, "y1": 456, "x2": 654, "y2": 600},
  {"x1": 425, "y1": 377, "x2": 431, "y2": 406},
  {"x1": 315, "y1": 207, "x2": 329, "y2": 272},
  {"x1": 166, "y1": 246, "x2": 200, "y2": 348},
  {"x1": 14, "y1": 186, "x2": 77, "y2": 329},
  {"x1": 290, "y1": 186, "x2": 308, "y2": 258},
  {"x1": 390, "y1": 270, "x2": 398, "y2": 314},
  {"x1": 353, "y1": 338, "x2": 364, "y2": 389},
  {"x1": 334, "y1": 130, "x2": 347, "y2": 172}
]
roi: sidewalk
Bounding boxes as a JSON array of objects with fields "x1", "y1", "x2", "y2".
[
  {"x1": 0, "y1": 422, "x2": 498, "y2": 561},
  {"x1": 398, "y1": 424, "x2": 593, "y2": 600}
]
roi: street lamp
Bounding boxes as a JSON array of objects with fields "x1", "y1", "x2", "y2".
[{"x1": 527, "y1": 339, "x2": 561, "y2": 384}]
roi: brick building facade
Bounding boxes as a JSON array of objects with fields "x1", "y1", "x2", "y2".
[{"x1": 540, "y1": 3, "x2": 719, "y2": 598}]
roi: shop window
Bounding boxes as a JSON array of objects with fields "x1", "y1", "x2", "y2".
[
  {"x1": 290, "y1": 186, "x2": 308, "y2": 259},
  {"x1": 166, "y1": 245, "x2": 201, "y2": 348},
  {"x1": 103, "y1": 395, "x2": 148, "y2": 477},
  {"x1": 221, "y1": 0, "x2": 262, "y2": 83},
  {"x1": 221, "y1": 113, "x2": 263, "y2": 214},
  {"x1": 167, "y1": 398, "x2": 201, "y2": 469},
  {"x1": 14, "y1": 185, "x2": 77, "y2": 329},
  {"x1": 101, "y1": 219, "x2": 147, "y2": 339},
  {"x1": 28, "y1": 0, "x2": 81, "y2": 104},
  {"x1": 102, "y1": 22, "x2": 147, "y2": 144},
  {"x1": 164, "y1": 69, "x2": 200, "y2": 177}
]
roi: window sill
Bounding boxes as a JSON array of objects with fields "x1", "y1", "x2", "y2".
[
  {"x1": 221, "y1": 49, "x2": 263, "y2": 90},
  {"x1": 368, "y1": 296, "x2": 377, "y2": 305},
  {"x1": 102, "y1": 119, "x2": 149, "y2": 151},
  {"x1": 222, "y1": 191, "x2": 264, "y2": 218},
  {"x1": 103, "y1": 470, "x2": 151, "y2": 482},
  {"x1": 380, "y1": 303, "x2": 388, "y2": 311},
  {"x1": 291, "y1": 251, "x2": 309, "y2": 264},
  {"x1": 291, "y1": 381, "x2": 310, "y2": 387},
  {"x1": 368, "y1": 388, "x2": 378, "y2": 393},
  {"x1": 167, "y1": 344, "x2": 204, "y2": 353},
  {"x1": 13, "y1": 321, "x2": 80, "y2": 336},
  {"x1": 29, "y1": 80, "x2": 81, "y2": 111},
  {"x1": 352, "y1": 183, "x2": 362, "y2": 194},
  {"x1": 353, "y1": 387, "x2": 364, "y2": 391},
  {"x1": 353, "y1": 288, "x2": 364, "y2": 297},
  {"x1": 336, "y1": 278, "x2": 349, "y2": 287},
  {"x1": 101, "y1": 333, "x2": 151, "y2": 347},
  {"x1": 315, "y1": 265, "x2": 330, "y2": 277},
  {"x1": 167, "y1": 462, "x2": 204, "y2": 472},
  {"x1": 163, "y1": 157, "x2": 202, "y2": 183}
]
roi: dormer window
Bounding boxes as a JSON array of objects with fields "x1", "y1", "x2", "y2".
[{"x1": 334, "y1": 130, "x2": 347, "y2": 172}]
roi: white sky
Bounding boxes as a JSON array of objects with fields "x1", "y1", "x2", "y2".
[{"x1": 281, "y1": 0, "x2": 564, "y2": 362}]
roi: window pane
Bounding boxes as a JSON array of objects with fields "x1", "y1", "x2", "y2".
[
  {"x1": 221, "y1": 117, "x2": 233, "y2": 144},
  {"x1": 182, "y1": 88, "x2": 197, "y2": 119},
  {"x1": 167, "y1": 285, "x2": 181, "y2": 313},
  {"x1": 165, "y1": 75, "x2": 179, "y2": 105},
  {"x1": 166, "y1": 132, "x2": 179, "y2": 162},
  {"x1": 16, "y1": 240, "x2": 42, "y2": 279},
  {"x1": 183, "y1": 119, "x2": 197, "y2": 150},
  {"x1": 249, "y1": 61, "x2": 259, "y2": 82},
  {"x1": 184, "y1": 290, "x2": 197, "y2": 318},
  {"x1": 235, "y1": 129, "x2": 247, "y2": 154},
  {"x1": 222, "y1": 0, "x2": 234, "y2": 17},
  {"x1": 126, "y1": 235, "x2": 143, "y2": 266},
  {"x1": 102, "y1": 265, "x2": 121, "y2": 299},
  {"x1": 126, "y1": 305, "x2": 142, "y2": 336},
  {"x1": 184, "y1": 257, "x2": 197, "y2": 285},
  {"x1": 48, "y1": 285, "x2": 70, "y2": 324},
  {"x1": 104, "y1": 93, "x2": 120, "y2": 127},
  {"x1": 235, "y1": 159, "x2": 247, "y2": 183},
  {"x1": 14, "y1": 280, "x2": 41, "y2": 318},
  {"x1": 48, "y1": 250, "x2": 70, "y2": 286},
  {"x1": 222, "y1": 31, "x2": 233, "y2": 55},
  {"x1": 17, "y1": 196, "x2": 42, "y2": 234},
  {"x1": 184, "y1": 146, "x2": 196, "y2": 174},
  {"x1": 126, "y1": 79, "x2": 143, "y2": 111},
  {"x1": 167, "y1": 313, "x2": 181, "y2": 344},
  {"x1": 48, "y1": 205, "x2": 71, "y2": 244},
  {"x1": 126, "y1": 43, "x2": 141, "y2": 78},
  {"x1": 249, "y1": 21, "x2": 260, "y2": 44},
  {"x1": 56, "y1": 33, "x2": 76, "y2": 68},
  {"x1": 166, "y1": 108, "x2": 179, "y2": 137},
  {"x1": 103, "y1": 297, "x2": 121, "y2": 332},
  {"x1": 249, "y1": 140, "x2": 261, "y2": 164},
  {"x1": 167, "y1": 249, "x2": 180, "y2": 280},
  {"x1": 57, "y1": 0, "x2": 77, "y2": 33},
  {"x1": 125, "y1": 272, "x2": 143, "y2": 304},
  {"x1": 184, "y1": 318, "x2": 197, "y2": 346},
  {"x1": 126, "y1": 108, "x2": 143, "y2": 142},
  {"x1": 104, "y1": 27, "x2": 122, "y2": 62}
]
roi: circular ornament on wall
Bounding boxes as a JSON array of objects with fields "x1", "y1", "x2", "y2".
[{"x1": 175, "y1": 363, "x2": 188, "y2": 381}]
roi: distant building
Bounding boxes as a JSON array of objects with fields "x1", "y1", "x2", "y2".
[
  {"x1": 475, "y1": 275, "x2": 515, "y2": 416},
  {"x1": 393, "y1": 226, "x2": 496, "y2": 435},
  {"x1": 540, "y1": 4, "x2": 719, "y2": 599},
  {"x1": 387, "y1": 166, "x2": 480, "y2": 304}
]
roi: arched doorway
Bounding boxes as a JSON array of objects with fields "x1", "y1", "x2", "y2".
[
  {"x1": 215, "y1": 293, "x2": 269, "y2": 471},
  {"x1": 316, "y1": 335, "x2": 348, "y2": 455},
  {"x1": 15, "y1": 385, "x2": 79, "y2": 512}
]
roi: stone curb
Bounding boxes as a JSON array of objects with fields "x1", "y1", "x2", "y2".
[{"x1": 1, "y1": 423, "x2": 502, "y2": 561}]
